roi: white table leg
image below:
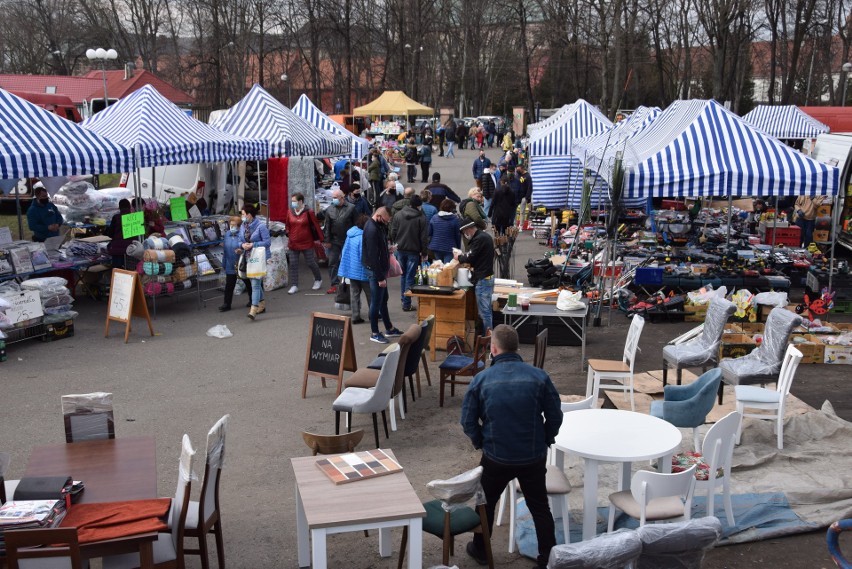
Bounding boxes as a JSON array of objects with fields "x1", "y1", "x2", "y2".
[
  {"x1": 378, "y1": 526, "x2": 392, "y2": 557},
  {"x1": 407, "y1": 518, "x2": 423, "y2": 569},
  {"x1": 555, "y1": 448, "x2": 565, "y2": 471},
  {"x1": 660, "y1": 453, "x2": 673, "y2": 473},
  {"x1": 296, "y1": 484, "x2": 310, "y2": 567},
  {"x1": 619, "y1": 461, "x2": 631, "y2": 491},
  {"x1": 311, "y1": 528, "x2": 327, "y2": 569},
  {"x1": 582, "y1": 458, "x2": 599, "y2": 540}
]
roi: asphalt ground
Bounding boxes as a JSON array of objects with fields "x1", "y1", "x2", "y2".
[{"x1": 1, "y1": 144, "x2": 848, "y2": 568}]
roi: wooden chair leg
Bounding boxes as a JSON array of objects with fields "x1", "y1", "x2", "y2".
[
  {"x1": 408, "y1": 374, "x2": 416, "y2": 403},
  {"x1": 442, "y1": 512, "x2": 452, "y2": 566},
  {"x1": 718, "y1": 381, "x2": 724, "y2": 405},
  {"x1": 371, "y1": 413, "x2": 380, "y2": 448},
  {"x1": 398, "y1": 525, "x2": 408, "y2": 569},
  {"x1": 401, "y1": 382, "x2": 409, "y2": 414},
  {"x1": 415, "y1": 368, "x2": 423, "y2": 398},
  {"x1": 450, "y1": 374, "x2": 456, "y2": 397},
  {"x1": 662, "y1": 361, "x2": 668, "y2": 387},
  {"x1": 439, "y1": 371, "x2": 446, "y2": 407},
  {"x1": 478, "y1": 505, "x2": 495, "y2": 569},
  {"x1": 347, "y1": 412, "x2": 352, "y2": 433},
  {"x1": 213, "y1": 519, "x2": 225, "y2": 569},
  {"x1": 335, "y1": 411, "x2": 340, "y2": 435},
  {"x1": 197, "y1": 529, "x2": 210, "y2": 569},
  {"x1": 421, "y1": 353, "x2": 432, "y2": 385},
  {"x1": 381, "y1": 410, "x2": 389, "y2": 439},
  {"x1": 676, "y1": 367, "x2": 683, "y2": 386}
]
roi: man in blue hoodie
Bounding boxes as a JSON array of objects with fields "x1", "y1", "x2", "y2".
[
  {"x1": 461, "y1": 324, "x2": 562, "y2": 568},
  {"x1": 27, "y1": 184, "x2": 64, "y2": 242}
]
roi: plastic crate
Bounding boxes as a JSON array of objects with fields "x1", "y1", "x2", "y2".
[
  {"x1": 634, "y1": 267, "x2": 663, "y2": 286},
  {"x1": 832, "y1": 300, "x2": 852, "y2": 314},
  {"x1": 763, "y1": 226, "x2": 800, "y2": 247},
  {"x1": 593, "y1": 261, "x2": 623, "y2": 277}
]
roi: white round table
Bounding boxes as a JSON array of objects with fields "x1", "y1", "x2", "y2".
[{"x1": 554, "y1": 408, "x2": 683, "y2": 540}]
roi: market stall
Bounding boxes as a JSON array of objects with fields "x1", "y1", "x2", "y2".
[
  {"x1": 292, "y1": 94, "x2": 370, "y2": 161},
  {"x1": 741, "y1": 105, "x2": 830, "y2": 141},
  {"x1": 526, "y1": 104, "x2": 571, "y2": 136},
  {"x1": 352, "y1": 91, "x2": 434, "y2": 137},
  {"x1": 0, "y1": 88, "x2": 132, "y2": 350}
]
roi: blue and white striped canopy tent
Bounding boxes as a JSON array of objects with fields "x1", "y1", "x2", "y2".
[
  {"x1": 741, "y1": 105, "x2": 830, "y2": 140},
  {"x1": 0, "y1": 88, "x2": 131, "y2": 178},
  {"x1": 212, "y1": 84, "x2": 350, "y2": 158},
  {"x1": 292, "y1": 94, "x2": 369, "y2": 160},
  {"x1": 621, "y1": 99, "x2": 838, "y2": 199},
  {"x1": 528, "y1": 99, "x2": 613, "y2": 208},
  {"x1": 527, "y1": 104, "x2": 571, "y2": 136},
  {"x1": 83, "y1": 84, "x2": 269, "y2": 167}
]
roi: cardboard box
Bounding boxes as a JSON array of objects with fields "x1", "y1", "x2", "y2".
[
  {"x1": 813, "y1": 230, "x2": 830, "y2": 243},
  {"x1": 719, "y1": 333, "x2": 758, "y2": 360},
  {"x1": 824, "y1": 344, "x2": 852, "y2": 364},
  {"x1": 437, "y1": 262, "x2": 458, "y2": 287},
  {"x1": 684, "y1": 304, "x2": 708, "y2": 313},
  {"x1": 791, "y1": 334, "x2": 825, "y2": 364},
  {"x1": 817, "y1": 204, "x2": 832, "y2": 217},
  {"x1": 41, "y1": 319, "x2": 74, "y2": 342},
  {"x1": 737, "y1": 322, "x2": 765, "y2": 334}
]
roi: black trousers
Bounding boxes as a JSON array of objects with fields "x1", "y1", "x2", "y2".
[
  {"x1": 421, "y1": 162, "x2": 431, "y2": 183},
  {"x1": 223, "y1": 273, "x2": 252, "y2": 308},
  {"x1": 407, "y1": 164, "x2": 417, "y2": 182},
  {"x1": 473, "y1": 454, "x2": 555, "y2": 567}
]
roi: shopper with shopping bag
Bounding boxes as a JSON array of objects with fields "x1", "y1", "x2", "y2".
[{"x1": 240, "y1": 204, "x2": 271, "y2": 320}]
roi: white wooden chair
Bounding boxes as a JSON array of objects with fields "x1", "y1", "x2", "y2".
[
  {"x1": 607, "y1": 464, "x2": 697, "y2": 530},
  {"x1": 587, "y1": 315, "x2": 644, "y2": 410},
  {"x1": 735, "y1": 345, "x2": 803, "y2": 450}
]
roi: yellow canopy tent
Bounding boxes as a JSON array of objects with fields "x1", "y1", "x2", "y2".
[{"x1": 353, "y1": 91, "x2": 434, "y2": 118}]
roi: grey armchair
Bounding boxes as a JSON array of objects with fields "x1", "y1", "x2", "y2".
[
  {"x1": 719, "y1": 307, "x2": 802, "y2": 404},
  {"x1": 650, "y1": 368, "x2": 722, "y2": 453},
  {"x1": 662, "y1": 297, "x2": 735, "y2": 386}
]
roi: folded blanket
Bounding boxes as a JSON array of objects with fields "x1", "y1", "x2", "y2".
[
  {"x1": 60, "y1": 498, "x2": 170, "y2": 544},
  {"x1": 174, "y1": 263, "x2": 198, "y2": 281},
  {"x1": 142, "y1": 249, "x2": 176, "y2": 263},
  {"x1": 140, "y1": 261, "x2": 174, "y2": 276},
  {"x1": 141, "y1": 274, "x2": 177, "y2": 285},
  {"x1": 143, "y1": 282, "x2": 175, "y2": 296},
  {"x1": 144, "y1": 236, "x2": 170, "y2": 250}
]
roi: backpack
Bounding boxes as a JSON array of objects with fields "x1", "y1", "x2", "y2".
[
  {"x1": 405, "y1": 146, "x2": 418, "y2": 163},
  {"x1": 446, "y1": 335, "x2": 467, "y2": 356}
]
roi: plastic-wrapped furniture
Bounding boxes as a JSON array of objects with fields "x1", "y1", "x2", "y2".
[
  {"x1": 607, "y1": 464, "x2": 696, "y2": 531},
  {"x1": 333, "y1": 345, "x2": 401, "y2": 448},
  {"x1": 650, "y1": 369, "x2": 722, "y2": 453},
  {"x1": 587, "y1": 314, "x2": 644, "y2": 411},
  {"x1": 61, "y1": 392, "x2": 115, "y2": 443},
  {"x1": 736, "y1": 345, "x2": 803, "y2": 450},
  {"x1": 5, "y1": 527, "x2": 85, "y2": 569},
  {"x1": 533, "y1": 328, "x2": 548, "y2": 370},
  {"x1": 438, "y1": 335, "x2": 490, "y2": 407},
  {"x1": 103, "y1": 434, "x2": 196, "y2": 569},
  {"x1": 671, "y1": 411, "x2": 741, "y2": 526},
  {"x1": 548, "y1": 529, "x2": 642, "y2": 569},
  {"x1": 635, "y1": 517, "x2": 723, "y2": 569},
  {"x1": 184, "y1": 415, "x2": 229, "y2": 569},
  {"x1": 397, "y1": 466, "x2": 493, "y2": 569},
  {"x1": 662, "y1": 297, "x2": 735, "y2": 386},
  {"x1": 719, "y1": 307, "x2": 802, "y2": 404}
]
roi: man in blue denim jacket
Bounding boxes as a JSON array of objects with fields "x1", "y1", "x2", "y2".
[{"x1": 461, "y1": 324, "x2": 563, "y2": 568}]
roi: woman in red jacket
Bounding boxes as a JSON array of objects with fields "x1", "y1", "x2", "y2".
[{"x1": 285, "y1": 192, "x2": 324, "y2": 294}]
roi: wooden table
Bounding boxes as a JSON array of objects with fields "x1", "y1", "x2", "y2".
[
  {"x1": 553, "y1": 409, "x2": 682, "y2": 540},
  {"x1": 292, "y1": 450, "x2": 426, "y2": 568},
  {"x1": 406, "y1": 289, "x2": 476, "y2": 361},
  {"x1": 22, "y1": 437, "x2": 159, "y2": 567}
]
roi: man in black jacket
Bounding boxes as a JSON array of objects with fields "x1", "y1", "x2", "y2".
[
  {"x1": 322, "y1": 188, "x2": 357, "y2": 294},
  {"x1": 425, "y1": 173, "x2": 461, "y2": 207},
  {"x1": 361, "y1": 206, "x2": 403, "y2": 343},
  {"x1": 455, "y1": 221, "x2": 495, "y2": 334},
  {"x1": 390, "y1": 195, "x2": 428, "y2": 311},
  {"x1": 479, "y1": 165, "x2": 498, "y2": 218}
]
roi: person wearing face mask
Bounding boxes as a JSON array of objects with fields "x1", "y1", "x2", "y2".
[
  {"x1": 346, "y1": 183, "x2": 372, "y2": 216},
  {"x1": 219, "y1": 215, "x2": 251, "y2": 312},
  {"x1": 27, "y1": 184, "x2": 64, "y2": 242},
  {"x1": 455, "y1": 220, "x2": 495, "y2": 335},
  {"x1": 284, "y1": 192, "x2": 324, "y2": 295},
  {"x1": 322, "y1": 188, "x2": 357, "y2": 294},
  {"x1": 361, "y1": 206, "x2": 403, "y2": 344},
  {"x1": 459, "y1": 188, "x2": 488, "y2": 232},
  {"x1": 239, "y1": 205, "x2": 271, "y2": 320}
]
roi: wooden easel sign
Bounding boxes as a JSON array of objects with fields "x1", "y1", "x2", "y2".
[
  {"x1": 104, "y1": 269, "x2": 155, "y2": 343},
  {"x1": 302, "y1": 312, "x2": 357, "y2": 398}
]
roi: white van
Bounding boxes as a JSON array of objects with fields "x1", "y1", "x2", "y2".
[
  {"x1": 806, "y1": 133, "x2": 851, "y2": 249},
  {"x1": 111, "y1": 163, "x2": 240, "y2": 214}
]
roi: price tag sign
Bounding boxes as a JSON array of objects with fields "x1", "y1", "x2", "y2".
[
  {"x1": 121, "y1": 211, "x2": 145, "y2": 239},
  {"x1": 170, "y1": 197, "x2": 188, "y2": 221},
  {"x1": 6, "y1": 290, "x2": 43, "y2": 324}
]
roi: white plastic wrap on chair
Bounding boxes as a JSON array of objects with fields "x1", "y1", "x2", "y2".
[
  {"x1": 635, "y1": 517, "x2": 723, "y2": 569},
  {"x1": 719, "y1": 308, "x2": 802, "y2": 383},
  {"x1": 206, "y1": 414, "x2": 229, "y2": 471},
  {"x1": 548, "y1": 529, "x2": 642, "y2": 569},
  {"x1": 663, "y1": 297, "x2": 735, "y2": 367},
  {"x1": 61, "y1": 392, "x2": 113, "y2": 415},
  {"x1": 61, "y1": 392, "x2": 115, "y2": 443},
  {"x1": 426, "y1": 466, "x2": 485, "y2": 512}
]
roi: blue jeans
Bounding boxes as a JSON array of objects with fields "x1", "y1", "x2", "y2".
[
  {"x1": 797, "y1": 218, "x2": 816, "y2": 246},
  {"x1": 483, "y1": 198, "x2": 492, "y2": 218},
  {"x1": 432, "y1": 250, "x2": 454, "y2": 264},
  {"x1": 446, "y1": 142, "x2": 455, "y2": 157},
  {"x1": 397, "y1": 251, "x2": 420, "y2": 308},
  {"x1": 367, "y1": 270, "x2": 393, "y2": 334},
  {"x1": 475, "y1": 277, "x2": 494, "y2": 332},
  {"x1": 250, "y1": 278, "x2": 264, "y2": 306}
]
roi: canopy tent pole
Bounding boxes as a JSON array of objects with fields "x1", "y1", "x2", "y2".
[
  {"x1": 257, "y1": 160, "x2": 262, "y2": 211},
  {"x1": 725, "y1": 194, "x2": 733, "y2": 250},
  {"x1": 771, "y1": 196, "x2": 779, "y2": 253},
  {"x1": 15, "y1": 185, "x2": 24, "y2": 239}
]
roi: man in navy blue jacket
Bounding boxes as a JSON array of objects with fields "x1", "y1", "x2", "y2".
[
  {"x1": 361, "y1": 206, "x2": 402, "y2": 344},
  {"x1": 461, "y1": 324, "x2": 563, "y2": 568}
]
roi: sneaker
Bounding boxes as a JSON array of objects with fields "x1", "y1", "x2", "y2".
[
  {"x1": 326, "y1": 286, "x2": 337, "y2": 294},
  {"x1": 385, "y1": 327, "x2": 403, "y2": 337},
  {"x1": 370, "y1": 333, "x2": 389, "y2": 344},
  {"x1": 401, "y1": 305, "x2": 416, "y2": 312},
  {"x1": 218, "y1": 304, "x2": 231, "y2": 312},
  {"x1": 288, "y1": 286, "x2": 299, "y2": 295},
  {"x1": 466, "y1": 541, "x2": 488, "y2": 566},
  {"x1": 312, "y1": 280, "x2": 323, "y2": 290},
  {"x1": 352, "y1": 317, "x2": 365, "y2": 324}
]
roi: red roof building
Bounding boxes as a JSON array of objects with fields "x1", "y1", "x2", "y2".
[{"x1": 81, "y1": 69, "x2": 195, "y2": 105}]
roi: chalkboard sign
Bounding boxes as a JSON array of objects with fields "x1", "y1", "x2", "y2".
[
  {"x1": 104, "y1": 269, "x2": 154, "y2": 343},
  {"x1": 302, "y1": 312, "x2": 357, "y2": 398}
]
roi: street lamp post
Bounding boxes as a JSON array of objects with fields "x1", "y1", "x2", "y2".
[
  {"x1": 842, "y1": 63, "x2": 852, "y2": 106},
  {"x1": 280, "y1": 74, "x2": 291, "y2": 107},
  {"x1": 86, "y1": 48, "x2": 118, "y2": 108}
]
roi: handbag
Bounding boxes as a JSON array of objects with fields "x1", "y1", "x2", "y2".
[
  {"x1": 387, "y1": 253, "x2": 403, "y2": 278},
  {"x1": 237, "y1": 253, "x2": 248, "y2": 279},
  {"x1": 246, "y1": 246, "x2": 267, "y2": 279}
]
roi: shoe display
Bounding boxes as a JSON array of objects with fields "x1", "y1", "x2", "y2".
[
  {"x1": 218, "y1": 305, "x2": 231, "y2": 312},
  {"x1": 465, "y1": 541, "x2": 488, "y2": 566},
  {"x1": 370, "y1": 333, "x2": 389, "y2": 344},
  {"x1": 326, "y1": 286, "x2": 337, "y2": 294},
  {"x1": 288, "y1": 286, "x2": 298, "y2": 294},
  {"x1": 385, "y1": 327, "x2": 403, "y2": 337},
  {"x1": 312, "y1": 280, "x2": 323, "y2": 290}
]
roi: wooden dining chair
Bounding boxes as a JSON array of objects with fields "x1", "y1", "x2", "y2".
[
  {"x1": 61, "y1": 392, "x2": 115, "y2": 443},
  {"x1": 5, "y1": 527, "x2": 84, "y2": 569},
  {"x1": 438, "y1": 334, "x2": 491, "y2": 407},
  {"x1": 103, "y1": 434, "x2": 196, "y2": 569},
  {"x1": 533, "y1": 328, "x2": 549, "y2": 370},
  {"x1": 302, "y1": 430, "x2": 364, "y2": 455},
  {"x1": 417, "y1": 315, "x2": 435, "y2": 391},
  {"x1": 183, "y1": 415, "x2": 229, "y2": 569}
]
